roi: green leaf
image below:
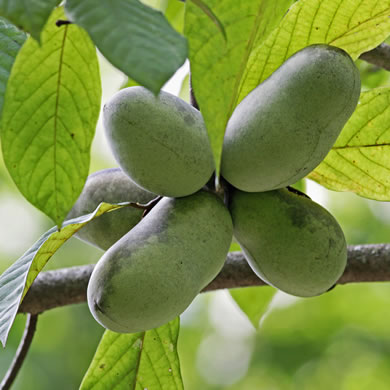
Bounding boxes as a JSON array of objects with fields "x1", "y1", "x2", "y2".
[
  {"x1": 238, "y1": 0, "x2": 390, "y2": 103},
  {"x1": 0, "y1": 17, "x2": 26, "y2": 114},
  {"x1": 191, "y1": 0, "x2": 227, "y2": 42},
  {"x1": 0, "y1": 202, "x2": 128, "y2": 347},
  {"x1": 1, "y1": 7, "x2": 101, "y2": 226},
  {"x1": 65, "y1": 0, "x2": 188, "y2": 95},
  {"x1": 185, "y1": 0, "x2": 294, "y2": 174},
  {"x1": 309, "y1": 88, "x2": 390, "y2": 201},
  {"x1": 0, "y1": 0, "x2": 61, "y2": 41},
  {"x1": 178, "y1": 72, "x2": 189, "y2": 102},
  {"x1": 230, "y1": 286, "x2": 276, "y2": 329},
  {"x1": 121, "y1": 77, "x2": 140, "y2": 90},
  {"x1": 165, "y1": 0, "x2": 185, "y2": 33},
  {"x1": 229, "y1": 240, "x2": 241, "y2": 252},
  {"x1": 80, "y1": 318, "x2": 183, "y2": 390}
]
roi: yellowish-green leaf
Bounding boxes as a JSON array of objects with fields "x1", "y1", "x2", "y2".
[
  {"x1": 121, "y1": 77, "x2": 140, "y2": 89},
  {"x1": 178, "y1": 73, "x2": 190, "y2": 102},
  {"x1": 165, "y1": 0, "x2": 185, "y2": 33},
  {"x1": 229, "y1": 240, "x2": 241, "y2": 252},
  {"x1": 185, "y1": 0, "x2": 294, "y2": 174},
  {"x1": 230, "y1": 286, "x2": 276, "y2": 329},
  {"x1": 80, "y1": 318, "x2": 183, "y2": 390},
  {"x1": 1, "y1": 7, "x2": 101, "y2": 226},
  {"x1": 0, "y1": 202, "x2": 126, "y2": 347},
  {"x1": 238, "y1": 0, "x2": 390, "y2": 102},
  {"x1": 310, "y1": 88, "x2": 390, "y2": 201}
]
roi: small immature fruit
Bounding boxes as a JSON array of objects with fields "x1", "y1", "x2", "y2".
[
  {"x1": 67, "y1": 168, "x2": 156, "y2": 250},
  {"x1": 103, "y1": 86, "x2": 215, "y2": 197},
  {"x1": 87, "y1": 190, "x2": 233, "y2": 333},
  {"x1": 221, "y1": 44, "x2": 361, "y2": 192},
  {"x1": 229, "y1": 188, "x2": 347, "y2": 297}
]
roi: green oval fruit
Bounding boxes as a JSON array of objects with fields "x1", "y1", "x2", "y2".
[
  {"x1": 221, "y1": 44, "x2": 361, "y2": 192},
  {"x1": 103, "y1": 86, "x2": 215, "y2": 197},
  {"x1": 67, "y1": 168, "x2": 156, "y2": 250},
  {"x1": 88, "y1": 190, "x2": 233, "y2": 333},
  {"x1": 229, "y1": 188, "x2": 347, "y2": 297}
]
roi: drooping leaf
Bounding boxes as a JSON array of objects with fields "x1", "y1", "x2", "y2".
[
  {"x1": 0, "y1": 0, "x2": 61, "y2": 41},
  {"x1": 230, "y1": 286, "x2": 276, "y2": 329},
  {"x1": 0, "y1": 17, "x2": 26, "y2": 114},
  {"x1": 0, "y1": 202, "x2": 128, "y2": 347},
  {"x1": 1, "y1": 7, "x2": 101, "y2": 226},
  {"x1": 80, "y1": 318, "x2": 183, "y2": 390},
  {"x1": 237, "y1": 0, "x2": 390, "y2": 102},
  {"x1": 65, "y1": 0, "x2": 187, "y2": 95},
  {"x1": 310, "y1": 88, "x2": 390, "y2": 201},
  {"x1": 185, "y1": 0, "x2": 294, "y2": 174}
]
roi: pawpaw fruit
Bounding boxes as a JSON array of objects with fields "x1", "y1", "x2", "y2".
[
  {"x1": 103, "y1": 86, "x2": 215, "y2": 197},
  {"x1": 229, "y1": 188, "x2": 347, "y2": 297},
  {"x1": 87, "y1": 190, "x2": 233, "y2": 333},
  {"x1": 221, "y1": 44, "x2": 361, "y2": 192},
  {"x1": 67, "y1": 168, "x2": 156, "y2": 250}
]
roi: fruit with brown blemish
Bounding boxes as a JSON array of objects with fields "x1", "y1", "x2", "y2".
[{"x1": 229, "y1": 188, "x2": 347, "y2": 297}]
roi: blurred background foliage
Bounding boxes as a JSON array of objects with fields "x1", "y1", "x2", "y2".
[{"x1": 1, "y1": 22, "x2": 390, "y2": 390}]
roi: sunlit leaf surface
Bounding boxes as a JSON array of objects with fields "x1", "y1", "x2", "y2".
[
  {"x1": 1, "y1": 7, "x2": 101, "y2": 226},
  {"x1": 80, "y1": 318, "x2": 183, "y2": 390}
]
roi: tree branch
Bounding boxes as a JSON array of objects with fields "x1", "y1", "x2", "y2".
[
  {"x1": 0, "y1": 314, "x2": 38, "y2": 390},
  {"x1": 18, "y1": 244, "x2": 390, "y2": 315},
  {"x1": 359, "y1": 44, "x2": 390, "y2": 71}
]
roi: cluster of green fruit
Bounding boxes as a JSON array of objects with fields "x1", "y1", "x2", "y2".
[{"x1": 68, "y1": 44, "x2": 361, "y2": 333}]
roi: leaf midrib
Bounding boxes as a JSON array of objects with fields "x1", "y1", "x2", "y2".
[
  {"x1": 332, "y1": 142, "x2": 390, "y2": 150},
  {"x1": 132, "y1": 332, "x2": 146, "y2": 390},
  {"x1": 53, "y1": 24, "x2": 68, "y2": 224}
]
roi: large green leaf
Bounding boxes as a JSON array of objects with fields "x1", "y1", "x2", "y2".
[
  {"x1": 238, "y1": 0, "x2": 390, "y2": 102},
  {"x1": 185, "y1": 0, "x2": 294, "y2": 174},
  {"x1": 0, "y1": 17, "x2": 26, "y2": 114},
  {"x1": 80, "y1": 318, "x2": 183, "y2": 390},
  {"x1": 0, "y1": 0, "x2": 61, "y2": 41},
  {"x1": 65, "y1": 0, "x2": 187, "y2": 95},
  {"x1": 230, "y1": 286, "x2": 276, "y2": 329},
  {"x1": 1, "y1": 7, "x2": 101, "y2": 226},
  {"x1": 310, "y1": 88, "x2": 390, "y2": 200},
  {"x1": 0, "y1": 202, "x2": 127, "y2": 347}
]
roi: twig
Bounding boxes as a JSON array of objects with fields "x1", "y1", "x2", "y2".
[
  {"x1": 125, "y1": 196, "x2": 162, "y2": 214},
  {"x1": 359, "y1": 44, "x2": 390, "y2": 71},
  {"x1": 0, "y1": 314, "x2": 38, "y2": 390},
  {"x1": 141, "y1": 196, "x2": 163, "y2": 218},
  {"x1": 18, "y1": 244, "x2": 390, "y2": 315}
]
